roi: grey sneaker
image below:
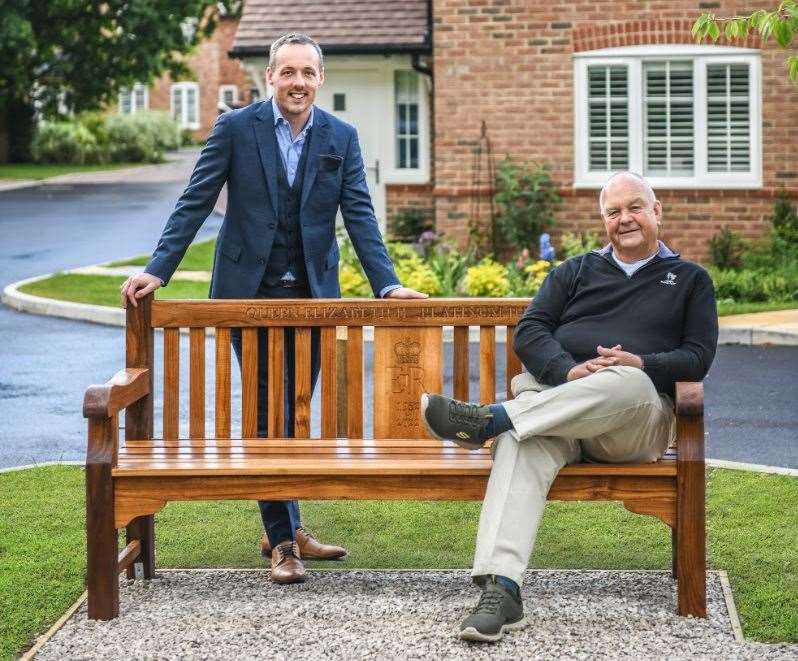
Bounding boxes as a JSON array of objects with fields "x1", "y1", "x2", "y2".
[
  {"x1": 420, "y1": 393, "x2": 493, "y2": 450},
  {"x1": 459, "y1": 580, "x2": 527, "y2": 642}
]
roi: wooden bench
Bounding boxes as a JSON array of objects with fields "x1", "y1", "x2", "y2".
[{"x1": 83, "y1": 295, "x2": 706, "y2": 620}]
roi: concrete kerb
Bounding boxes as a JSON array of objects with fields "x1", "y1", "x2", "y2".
[
  {"x1": 0, "y1": 179, "x2": 41, "y2": 193},
  {"x1": 4, "y1": 270, "x2": 798, "y2": 346}
]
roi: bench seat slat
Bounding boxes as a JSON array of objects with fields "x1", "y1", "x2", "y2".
[
  {"x1": 114, "y1": 438, "x2": 676, "y2": 478},
  {"x1": 112, "y1": 460, "x2": 675, "y2": 477}
]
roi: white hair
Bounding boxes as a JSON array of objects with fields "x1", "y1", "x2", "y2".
[{"x1": 599, "y1": 171, "x2": 657, "y2": 214}]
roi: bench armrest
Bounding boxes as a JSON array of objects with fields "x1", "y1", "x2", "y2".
[
  {"x1": 675, "y1": 381, "x2": 704, "y2": 463},
  {"x1": 83, "y1": 368, "x2": 150, "y2": 418}
]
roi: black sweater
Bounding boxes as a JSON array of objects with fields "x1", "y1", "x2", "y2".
[{"x1": 513, "y1": 246, "x2": 718, "y2": 396}]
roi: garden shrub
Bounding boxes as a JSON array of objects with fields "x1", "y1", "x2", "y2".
[
  {"x1": 709, "y1": 227, "x2": 746, "y2": 270},
  {"x1": 142, "y1": 111, "x2": 181, "y2": 151},
  {"x1": 709, "y1": 266, "x2": 798, "y2": 303},
  {"x1": 105, "y1": 114, "x2": 163, "y2": 163},
  {"x1": 77, "y1": 111, "x2": 110, "y2": 150},
  {"x1": 395, "y1": 257, "x2": 442, "y2": 296},
  {"x1": 390, "y1": 207, "x2": 430, "y2": 242},
  {"x1": 494, "y1": 157, "x2": 561, "y2": 255},
  {"x1": 339, "y1": 263, "x2": 371, "y2": 297},
  {"x1": 387, "y1": 242, "x2": 442, "y2": 295},
  {"x1": 424, "y1": 242, "x2": 475, "y2": 297},
  {"x1": 560, "y1": 230, "x2": 602, "y2": 258},
  {"x1": 105, "y1": 112, "x2": 180, "y2": 163},
  {"x1": 462, "y1": 259, "x2": 510, "y2": 297},
  {"x1": 31, "y1": 121, "x2": 103, "y2": 164}
]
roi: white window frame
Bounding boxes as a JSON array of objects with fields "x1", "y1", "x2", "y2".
[
  {"x1": 394, "y1": 70, "x2": 422, "y2": 171},
  {"x1": 118, "y1": 83, "x2": 149, "y2": 115},
  {"x1": 218, "y1": 84, "x2": 239, "y2": 107},
  {"x1": 574, "y1": 45, "x2": 762, "y2": 189},
  {"x1": 171, "y1": 82, "x2": 201, "y2": 130}
]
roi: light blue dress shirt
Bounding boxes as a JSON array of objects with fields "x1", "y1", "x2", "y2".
[{"x1": 271, "y1": 99, "x2": 400, "y2": 298}]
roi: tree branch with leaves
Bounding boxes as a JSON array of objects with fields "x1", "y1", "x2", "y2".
[
  {"x1": 0, "y1": 0, "x2": 241, "y2": 162},
  {"x1": 693, "y1": 1, "x2": 798, "y2": 81}
]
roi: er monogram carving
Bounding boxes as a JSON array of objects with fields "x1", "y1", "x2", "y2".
[{"x1": 373, "y1": 328, "x2": 442, "y2": 440}]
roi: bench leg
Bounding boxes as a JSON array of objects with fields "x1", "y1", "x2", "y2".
[
  {"x1": 126, "y1": 515, "x2": 155, "y2": 579},
  {"x1": 86, "y1": 462, "x2": 119, "y2": 620},
  {"x1": 676, "y1": 462, "x2": 706, "y2": 617}
]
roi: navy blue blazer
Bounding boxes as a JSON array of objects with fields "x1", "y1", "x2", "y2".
[{"x1": 145, "y1": 100, "x2": 400, "y2": 299}]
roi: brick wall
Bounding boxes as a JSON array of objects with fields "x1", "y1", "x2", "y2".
[
  {"x1": 431, "y1": 0, "x2": 798, "y2": 262},
  {"x1": 386, "y1": 184, "x2": 436, "y2": 239},
  {"x1": 148, "y1": 15, "x2": 250, "y2": 139}
]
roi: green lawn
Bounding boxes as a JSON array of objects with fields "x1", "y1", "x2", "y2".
[
  {"x1": 0, "y1": 162, "x2": 145, "y2": 181},
  {"x1": 108, "y1": 238, "x2": 215, "y2": 271},
  {"x1": 18, "y1": 274, "x2": 208, "y2": 308},
  {"x1": 1, "y1": 466, "x2": 795, "y2": 658}
]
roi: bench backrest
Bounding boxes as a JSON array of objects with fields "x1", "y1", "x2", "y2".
[{"x1": 126, "y1": 297, "x2": 530, "y2": 442}]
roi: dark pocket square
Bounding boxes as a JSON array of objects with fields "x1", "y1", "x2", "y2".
[{"x1": 319, "y1": 154, "x2": 343, "y2": 172}]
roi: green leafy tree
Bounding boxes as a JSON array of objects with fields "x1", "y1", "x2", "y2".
[
  {"x1": 0, "y1": 1, "x2": 240, "y2": 162},
  {"x1": 693, "y1": 2, "x2": 798, "y2": 81}
]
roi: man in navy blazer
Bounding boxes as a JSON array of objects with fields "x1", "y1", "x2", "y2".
[{"x1": 122, "y1": 33, "x2": 426, "y2": 584}]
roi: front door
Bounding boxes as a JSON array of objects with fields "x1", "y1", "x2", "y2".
[{"x1": 316, "y1": 70, "x2": 386, "y2": 229}]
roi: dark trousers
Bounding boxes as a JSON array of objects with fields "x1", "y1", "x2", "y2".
[{"x1": 231, "y1": 283, "x2": 321, "y2": 546}]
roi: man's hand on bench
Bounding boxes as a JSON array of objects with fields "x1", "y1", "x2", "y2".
[
  {"x1": 121, "y1": 273, "x2": 162, "y2": 308},
  {"x1": 385, "y1": 286, "x2": 429, "y2": 299}
]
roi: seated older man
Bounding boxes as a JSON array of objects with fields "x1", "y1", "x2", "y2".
[{"x1": 421, "y1": 172, "x2": 718, "y2": 643}]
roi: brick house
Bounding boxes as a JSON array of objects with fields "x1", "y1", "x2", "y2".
[
  {"x1": 118, "y1": 10, "x2": 252, "y2": 140},
  {"x1": 233, "y1": 0, "x2": 798, "y2": 261}
]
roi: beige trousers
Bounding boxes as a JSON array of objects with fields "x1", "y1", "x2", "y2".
[{"x1": 471, "y1": 366, "x2": 675, "y2": 586}]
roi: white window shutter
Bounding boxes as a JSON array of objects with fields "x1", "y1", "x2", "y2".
[
  {"x1": 707, "y1": 63, "x2": 750, "y2": 173},
  {"x1": 587, "y1": 65, "x2": 629, "y2": 171},
  {"x1": 644, "y1": 61, "x2": 694, "y2": 176}
]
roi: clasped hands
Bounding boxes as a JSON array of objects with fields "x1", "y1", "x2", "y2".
[{"x1": 567, "y1": 345, "x2": 643, "y2": 381}]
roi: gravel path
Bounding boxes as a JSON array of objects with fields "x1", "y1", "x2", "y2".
[{"x1": 34, "y1": 570, "x2": 796, "y2": 660}]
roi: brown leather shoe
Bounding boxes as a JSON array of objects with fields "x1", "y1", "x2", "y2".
[
  {"x1": 270, "y1": 541, "x2": 306, "y2": 584},
  {"x1": 261, "y1": 527, "x2": 347, "y2": 560}
]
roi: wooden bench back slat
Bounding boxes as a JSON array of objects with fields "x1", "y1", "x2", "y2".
[
  {"x1": 373, "y1": 327, "x2": 443, "y2": 439},
  {"x1": 150, "y1": 299, "x2": 529, "y2": 328},
  {"x1": 189, "y1": 328, "x2": 205, "y2": 439},
  {"x1": 162, "y1": 328, "x2": 180, "y2": 441},
  {"x1": 145, "y1": 299, "x2": 535, "y2": 442},
  {"x1": 479, "y1": 327, "x2": 496, "y2": 405},
  {"x1": 346, "y1": 327, "x2": 364, "y2": 438},
  {"x1": 452, "y1": 326, "x2": 470, "y2": 401},
  {"x1": 241, "y1": 328, "x2": 258, "y2": 438},
  {"x1": 126, "y1": 298, "x2": 154, "y2": 440},
  {"x1": 267, "y1": 328, "x2": 285, "y2": 438},
  {"x1": 506, "y1": 325, "x2": 521, "y2": 400},
  {"x1": 214, "y1": 328, "x2": 231, "y2": 440},
  {"x1": 320, "y1": 327, "x2": 337, "y2": 438},
  {"x1": 293, "y1": 327, "x2": 312, "y2": 437}
]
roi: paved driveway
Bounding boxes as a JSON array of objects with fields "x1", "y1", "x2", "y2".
[{"x1": 0, "y1": 159, "x2": 796, "y2": 468}]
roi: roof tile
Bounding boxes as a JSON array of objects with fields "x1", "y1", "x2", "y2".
[{"x1": 233, "y1": 0, "x2": 430, "y2": 53}]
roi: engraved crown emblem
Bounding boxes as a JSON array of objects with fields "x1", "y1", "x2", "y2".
[{"x1": 394, "y1": 338, "x2": 421, "y2": 364}]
